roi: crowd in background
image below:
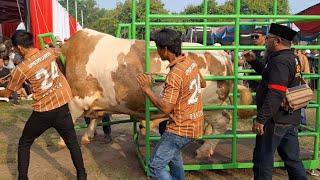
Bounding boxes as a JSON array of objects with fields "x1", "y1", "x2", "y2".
[{"x1": 0, "y1": 37, "x2": 32, "y2": 104}]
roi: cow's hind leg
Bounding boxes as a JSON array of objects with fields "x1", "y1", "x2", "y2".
[
  {"x1": 196, "y1": 111, "x2": 231, "y2": 159},
  {"x1": 81, "y1": 118, "x2": 99, "y2": 145},
  {"x1": 58, "y1": 102, "x2": 84, "y2": 149}
]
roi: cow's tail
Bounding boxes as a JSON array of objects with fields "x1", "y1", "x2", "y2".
[
  {"x1": 237, "y1": 84, "x2": 256, "y2": 119},
  {"x1": 57, "y1": 43, "x2": 70, "y2": 76}
]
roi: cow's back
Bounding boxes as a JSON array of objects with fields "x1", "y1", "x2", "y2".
[{"x1": 62, "y1": 29, "x2": 233, "y2": 120}]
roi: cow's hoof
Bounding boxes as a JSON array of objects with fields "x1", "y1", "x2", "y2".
[
  {"x1": 57, "y1": 142, "x2": 66, "y2": 149},
  {"x1": 195, "y1": 147, "x2": 213, "y2": 159},
  {"x1": 81, "y1": 137, "x2": 90, "y2": 145}
]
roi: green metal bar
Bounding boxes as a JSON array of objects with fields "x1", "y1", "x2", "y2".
[
  {"x1": 74, "y1": 119, "x2": 134, "y2": 130},
  {"x1": 273, "y1": 0, "x2": 278, "y2": 22},
  {"x1": 121, "y1": 20, "x2": 301, "y2": 27},
  {"x1": 154, "y1": 75, "x2": 262, "y2": 82},
  {"x1": 131, "y1": 0, "x2": 136, "y2": 39},
  {"x1": 238, "y1": 69, "x2": 256, "y2": 73},
  {"x1": 38, "y1": 33, "x2": 66, "y2": 66},
  {"x1": 135, "y1": 142, "x2": 147, "y2": 173},
  {"x1": 302, "y1": 73, "x2": 320, "y2": 79},
  {"x1": 145, "y1": 0, "x2": 151, "y2": 176},
  {"x1": 150, "y1": 131, "x2": 318, "y2": 141},
  {"x1": 202, "y1": 0, "x2": 208, "y2": 45},
  {"x1": 150, "y1": 103, "x2": 319, "y2": 112},
  {"x1": 181, "y1": 160, "x2": 319, "y2": 171},
  {"x1": 116, "y1": 24, "x2": 131, "y2": 38},
  {"x1": 149, "y1": 14, "x2": 320, "y2": 20},
  {"x1": 128, "y1": 24, "x2": 132, "y2": 39},
  {"x1": 299, "y1": 124, "x2": 316, "y2": 132},
  {"x1": 231, "y1": 0, "x2": 241, "y2": 165},
  {"x1": 149, "y1": 45, "x2": 320, "y2": 51},
  {"x1": 313, "y1": 40, "x2": 320, "y2": 165},
  {"x1": 116, "y1": 25, "x2": 122, "y2": 38},
  {"x1": 238, "y1": 76, "x2": 261, "y2": 80}
]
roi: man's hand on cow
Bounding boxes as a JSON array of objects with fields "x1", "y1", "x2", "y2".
[
  {"x1": 242, "y1": 51, "x2": 256, "y2": 62},
  {"x1": 136, "y1": 74, "x2": 152, "y2": 92},
  {"x1": 252, "y1": 121, "x2": 264, "y2": 135}
]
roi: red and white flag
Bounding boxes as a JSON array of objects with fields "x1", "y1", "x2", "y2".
[{"x1": 30, "y1": 0, "x2": 81, "y2": 48}]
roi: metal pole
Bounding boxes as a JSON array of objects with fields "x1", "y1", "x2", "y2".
[
  {"x1": 81, "y1": 10, "x2": 83, "y2": 27},
  {"x1": 149, "y1": 14, "x2": 320, "y2": 20},
  {"x1": 202, "y1": 0, "x2": 208, "y2": 45},
  {"x1": 132, "y1": 0, "x2": 136, "y2": 39},
  {"x1": 272, "y1": 0, "x2": 278, "y2": 23},
  {"x1": 231, "y1": 0, "x2": 241, "y2": 165},
  {"x1": 75, "y1": 0, "x2": 78, "y2": 22},
  {"x1": 145, "y1": 0, "x2": 151, "y2": 176},
  {"x1": 116, "y1": 25, "x2": 122, "y2": 38},
  {"x1": 67, "y1": 0, "x2": 69, "y2": 12},
  {"x1": 313, "y1": 39, "x2": 320, "y2": 167}
]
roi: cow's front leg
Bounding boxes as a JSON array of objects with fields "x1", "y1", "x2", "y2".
[
  {"x1": 196, "y1": 111, "x2": 231, "y2": 159},
  {"x1": 139, "y1": 118, "x2": 168, "y2": 135},
  {"x1": 58, "y1": 114, "x2": 80, "y2": 149},
  {"x1": 82, "y1": 118, "x2": 99, "y2": 145}
]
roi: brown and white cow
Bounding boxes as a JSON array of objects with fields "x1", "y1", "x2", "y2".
[{"x1": 59, "y1": 29, "x2": 253, "y2": 158}]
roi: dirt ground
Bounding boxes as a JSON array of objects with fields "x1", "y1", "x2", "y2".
[{"x1": 0, "y1": 101, "x2": 319, "y2": 180}]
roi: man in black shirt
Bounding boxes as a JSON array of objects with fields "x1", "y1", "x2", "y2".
[
  {"x1": 0, "y1": 55, "x2": 11, "y2": 87},
  {"x1": 243, "y1": 23, "x2": 307, "y2": 180}
]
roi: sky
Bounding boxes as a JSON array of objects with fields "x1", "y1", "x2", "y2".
[{"x1": 96, "y1": 0, "x2": 319, "y2": 14}]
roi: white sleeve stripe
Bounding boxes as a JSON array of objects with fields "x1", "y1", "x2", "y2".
[
  {"x1": 169, "y1": 75, "x2": 173, "y2": 103},
  {"x1": 16, "y1": 66, "x2": 27, "y2": 78},
  {"x1": 171, "y1": 72, "x2": 183, "y2": 81}
]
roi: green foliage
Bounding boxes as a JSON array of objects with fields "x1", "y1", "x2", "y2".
[
  {"x1": 58, "y1": 0, "x2": 291, "y2": 38},
  {"x1": 58, "y1": 0, "x2": 105, "y2": 27}
]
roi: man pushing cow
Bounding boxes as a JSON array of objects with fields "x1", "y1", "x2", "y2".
[{"x1": 0, "y1": 30, "x2": 87, "y2": 180}]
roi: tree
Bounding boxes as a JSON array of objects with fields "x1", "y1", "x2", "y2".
[
  {"x1": 95, "y1": 0, "x2": 168, "y2": 38},
  {"x1": 181, "y1": 0, "x2": 290, "y2": 16},
  {"x1": 58, "y1": 0, "x2": 106, "y2": 28}
]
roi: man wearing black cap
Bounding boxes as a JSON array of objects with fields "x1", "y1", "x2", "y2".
[{"x1": 243, "y1": 23, "x2": 307, "y2": 180}]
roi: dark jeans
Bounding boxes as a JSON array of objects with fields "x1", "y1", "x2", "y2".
[
  {"x1": 150, "y1": 131, "x2": 192, "y2": 180},
  {"x1": 18, "y1": 104, "x2": 86, "y2": 180},
  {"x1": 301, "y1": 108, "x2": 307, "y2": 125},
  {"x1": 158, "y1": 120, "x2": 168, "y2": 136},
  {"x1": 253, "y1": 121, "x2": 307, "y2": 180},
  {"x1": 84, "y1": 115, "x2": 111, "y2": 135}
]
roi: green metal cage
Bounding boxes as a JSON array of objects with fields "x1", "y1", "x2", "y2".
[
  {"x1": 37, "y1": 0, "x2": 320, "y2": 176},
  {"x1": 126, "y1": 0, "x2": 320, "y2": 176}
]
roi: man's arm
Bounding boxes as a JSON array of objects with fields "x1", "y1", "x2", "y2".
[
  {"x1": 243, "y1": 51, "x2": 266, "y2": 74},
  {"x1": 143, "y1": 88, "x2": 174, "y2": 114},
  {"x1": 0, "y1": 89, "x2": 13, "y2": 98},
  {"x1": 136, "y1": 73, "x2": 177, "y2": 115},
  {"x1": 6, "y1": 67, "x2": 27, "y2": 96},
  {"x1": 199, "y1": 73, "x2": 206, "y2": 88}
]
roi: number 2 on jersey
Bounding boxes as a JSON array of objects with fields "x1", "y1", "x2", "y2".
[
  {"x1": 35, "y1": 62, "x2": 59, "y2": 90},
  {"x1": 188, "y1": 74, "x2": 201, "y2": 105}
]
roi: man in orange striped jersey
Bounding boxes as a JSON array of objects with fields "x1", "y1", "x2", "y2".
[
  {"x1": 137, "y1": 28, "x2": 206, "y2": 180},
  {"x1": 0, "y1": 30, "x2": 86, "y2": 180}
]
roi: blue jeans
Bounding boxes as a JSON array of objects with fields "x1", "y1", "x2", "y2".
[
  {"x1": 253, "y1": 121, "x2": 307, "y2": 180},
  {"x1": 150, "y1": 132, "x2": 192, "y2": 180},
  {"x1": 301, "y1": 108, "x2": 307, "y2": 125}
]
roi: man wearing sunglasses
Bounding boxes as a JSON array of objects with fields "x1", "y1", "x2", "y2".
[
  {"x1": 243, "y1": 23, "x2": 307, "y2": 180},
  {"x1": 244, "y1": 28, "x2": 266, "y2": 94}
]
